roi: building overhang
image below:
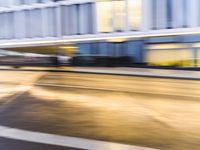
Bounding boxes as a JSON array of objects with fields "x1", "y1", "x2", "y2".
[{"x1": 1, "y1": 28, "x2": 200, "y2": 49}]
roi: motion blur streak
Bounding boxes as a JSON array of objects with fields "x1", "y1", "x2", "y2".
[{"x1": 0, "y1": 70, "x2": 199, "y2": 150}]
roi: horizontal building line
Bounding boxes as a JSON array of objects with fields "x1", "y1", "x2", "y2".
[{"x1": 1, "y1": 29, "x2": 200, "y2": 48}]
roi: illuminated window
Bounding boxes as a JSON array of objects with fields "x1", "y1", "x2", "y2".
[
  {"x1": 96, "y1": 0, "x2": 125, "y2": 33},
  {"x1": 128, "y1": 0, "x2": 142, "y2": 30},
  {"x1": 112, "y1": 0, "x2": 125, "y2": 31},
  {"x1": 96, "y1": 1, "x2": 113, "y2": 33}
]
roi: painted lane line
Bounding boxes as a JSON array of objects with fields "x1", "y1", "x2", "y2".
[{"x1": 0, "y1": 126, "x2": 158, "y2": 150}]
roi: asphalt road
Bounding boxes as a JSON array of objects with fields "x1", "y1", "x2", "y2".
[{"x1": 0, "y1": 70, "x2": 200, "y2": 150}]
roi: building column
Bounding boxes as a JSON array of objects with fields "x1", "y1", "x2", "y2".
[
  {"x1": 42, "y1": 8, "x2": 48, "y2": 37},
  {"x1": 56, "y1": 6, "x2": 62, "y2": 38},
  {"x1": 92, "y1": 2, "x2": 97, "y2": 34},
  {"x1": 188, "y1": 0, "x2": 198, "y2": 27},
  {"x1": 124, "y1": 0, "x2": 129, "y2": 31},
  {"x1": 141, "y1": 0, "x2": 151, "y2": 31},
  {"x1": 172, "y1": 0, "x2": 181, "y2": 28}
]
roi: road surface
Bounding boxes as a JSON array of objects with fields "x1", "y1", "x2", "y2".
[{"x1": 0, "y1": 70, "x2": 200, "y2": 150}]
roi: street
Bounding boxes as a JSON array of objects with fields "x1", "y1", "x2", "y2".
[{"x1": 0, "y1": 70, "x2": 200, "y2": 150}]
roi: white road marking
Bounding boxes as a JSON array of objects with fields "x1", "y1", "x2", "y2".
[{"x1": 0, "y1": 125, "x2": 158, "y2": 150}]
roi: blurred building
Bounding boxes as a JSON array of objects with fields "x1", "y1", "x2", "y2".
[{"x1": 0, "y1": 0, "x2": 200, "y2": 67}]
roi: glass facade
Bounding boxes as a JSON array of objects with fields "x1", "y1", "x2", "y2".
[{"x1": 0, "y1": 0, "x2": 199, "y2": 40}]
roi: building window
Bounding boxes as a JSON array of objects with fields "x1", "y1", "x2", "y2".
[
  {"x1": 96, "y1": 0, "x2": 125, "y2": 33},
  {"x1": 61, "y1": 3, "x2": 94, "y2": 36},
  {"x1": 0, "y1": 13, "x2": 5, "y2": 39},
  {"x1": 166, "y1": 0, "x2": 173, "y2": 29},
  {"x1": 61, "y1": 4, "x2": 78, "y2": 35},
  {"x1": 61, "y1": 5, "x2": 70, "y2": 36},
  {"x1": 4, "y1": 12, "x2": 14, "y2": 39},
  {"x1": 28, "y1": 9, "x2": 43, "y2": 38},
  {"x1": 152, "y1": 0, "x2": 158, "y2": 29},
  {"x1": 24, "y1": 10, "x2": 30, "y2": 38},
  {"x1": 182, "y1": 0, "x2": 188, "y2": 28},
  {"x1": 46, "y1": 7, "x2": 57, "y2": 37},
  {"x1": 79, "y1": 3, "x2": 94, "y2": 34},
  {"x1": 14, "y1": 11, "x2": 26, "y2": 39},
  {"x1": 112, "y1": 0, "x2": 125, "y2": 32},
  {"x1": 128, "y1": 0, "x2": 142, "y2": 30},
  {"x1": 96, "y1": 1, "x2": 112, "y2": 33}
]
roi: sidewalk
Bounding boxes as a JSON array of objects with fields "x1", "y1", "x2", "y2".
[
  {"x1": 71, "y1": 67, "x2": 200, "y2": 80},
  {"x1": 0, "y1": 66, "x2": 200, "y2": 80}
]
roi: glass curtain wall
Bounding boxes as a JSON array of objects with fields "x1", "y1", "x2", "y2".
[{"x1": 151, "y1": 0, "x2": 189, "y2": 30}]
